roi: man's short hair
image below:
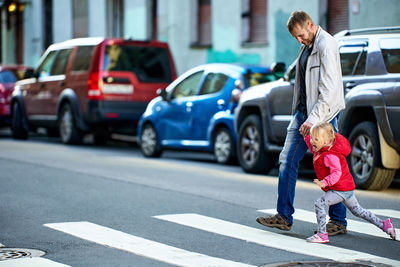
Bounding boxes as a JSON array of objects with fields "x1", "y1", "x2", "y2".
[{"x1": 287, "y1": 11, "x2": 313, "y2": 33}]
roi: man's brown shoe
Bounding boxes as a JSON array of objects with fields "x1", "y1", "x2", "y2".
[
  {"x1": 326, "y1": 220, "x2": 347, "y2": 236},
  {"x1": 256, "y1": 213, "x2": 292, "y2": 231},
  {"x1": 314, "y1": 220, "x2": 347, "y2": 236}
]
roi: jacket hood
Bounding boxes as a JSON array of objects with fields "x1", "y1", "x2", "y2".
[{"x1": 325, "y1": 133, "x2": 351, "y2": 157}]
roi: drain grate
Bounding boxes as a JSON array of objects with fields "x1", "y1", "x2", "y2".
[{"x1": 0, "y1": 248, "x2": 45, "y2": 261}]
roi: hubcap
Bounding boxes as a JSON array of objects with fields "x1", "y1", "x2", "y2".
[
  {"x1": 241, "y1": 125, "x2": 260, "y2": 166},
  {"x1": 141, "y1": 126, "x2": 157, "y2": 155},
  {"x1": 60, "y1": 109, "x2": 72, "y2": 143},
  {"x1": 214, "y1": 130, "x2": 231, "y2": 163},
  {"x1": 351, "y1": 134, "x2": 373, "y2": 180}
]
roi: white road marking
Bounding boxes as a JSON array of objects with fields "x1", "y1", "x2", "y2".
[
  {"x1": 0, "y1": 257, "x2": 70, "y2": 267},
  {"x1": 44, "y1": 221, "x2": 255, "y2": 267},
  {"x1": 154, "y1": 213, "x2": 400, "y2": 266},
  {"x1": 258, "y1": 209, "x2": 399, "y2": 239},
  {"x1": 369, "y1": 209, "x2": 400, "y2": 219}
]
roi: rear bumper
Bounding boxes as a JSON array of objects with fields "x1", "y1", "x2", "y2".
[{"x1": 84, "y1": 100, "x2": 148, "y2": 133}]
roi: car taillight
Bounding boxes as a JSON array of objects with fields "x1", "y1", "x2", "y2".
[{"x1": 87, "y1": 72, "x2": 103, "y2": 100}]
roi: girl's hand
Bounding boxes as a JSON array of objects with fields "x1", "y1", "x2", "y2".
[{"x1": 313, "y1": 179, "x2": 325, "y2": 188}]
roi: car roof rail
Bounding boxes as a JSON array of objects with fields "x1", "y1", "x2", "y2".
[{"x1": 335, "y1": 26, "x2": 400, "y2": 37}]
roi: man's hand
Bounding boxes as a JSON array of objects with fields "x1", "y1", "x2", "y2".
[
  {"x1": 299, "y1": 121, "x2": 313, "y2": 136},
  {"x1": 314, "y1": 179, "x2": 325, "y2": 188}
]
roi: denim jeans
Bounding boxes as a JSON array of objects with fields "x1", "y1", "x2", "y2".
[{"x1": 276, "y1": 111, "x2": 347, "y2": 225}]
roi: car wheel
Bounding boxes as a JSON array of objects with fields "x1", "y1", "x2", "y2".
[
  {"x1": 59, "y1": 104, "x2": 83, "y2": 144},
  {"x1": 237, "y1": 114, "x2": 273, "y2": 173},
  {"x1": 11, "y1": 102, "x2": 28, "y2": 140},
  {"x1": 213, "y1": 127, "x2": 235, "y2": 164},
  {"x1": 348, "y1": 121, "x2": 395, "y2": 190},
  {"x1": 140, "y1": 123, "x2": 162, "y2": 157}
]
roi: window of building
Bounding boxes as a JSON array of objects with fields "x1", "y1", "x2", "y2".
[
  {"x1": 197, "y1": 0, "x2": 211, "y2": 46},
  {"x1": 150, "y1": 0, "x2": 158, "y2": 40},
  {"x1": 242, "y1": 0, "x2": 267, "y2": 44},
  {"x1": 73, "y1": 0, "x2": 88, "y2": 38}
]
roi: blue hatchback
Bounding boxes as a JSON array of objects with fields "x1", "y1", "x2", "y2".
[{"x1": 137, "y1": 63, "x2": 281, "y2": 164}]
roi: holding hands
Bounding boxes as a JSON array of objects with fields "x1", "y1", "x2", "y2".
[{"x1": 314, "y1": 179, "x2": 325, "y2": 188}]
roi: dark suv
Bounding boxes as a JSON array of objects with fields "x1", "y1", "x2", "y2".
[
  {"x1": 234, "y1": 27, "x2": 400, "y2": 190},
  {"x1": 11, "y1": 37, "x2": 176, "y2": 144}
]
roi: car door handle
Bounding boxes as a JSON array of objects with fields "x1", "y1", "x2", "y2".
[
  {"x1": 217, "y1": 99, "x2": 225, "y2": 108},
  {"x1": 59, "y1": 81, "x2": 65, "y2": 86},
  {"x1": 186, "y1": 102, "x2": 193, "y2": 112},
  {"x1": 345, "y1": 82, "x2": 356, "y2": 89}
]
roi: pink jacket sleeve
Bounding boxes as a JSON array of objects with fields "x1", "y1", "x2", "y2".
[
  {"x1": 322, "y1": 154, "x2": 342, "y2": 187},
  {"x1": 304, "y1": 135, "x2": 314, "y2": 153}
]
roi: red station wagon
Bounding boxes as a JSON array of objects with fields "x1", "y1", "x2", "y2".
[{"x1": 11, "y1": 37, "x2": 177, "y2": 144}]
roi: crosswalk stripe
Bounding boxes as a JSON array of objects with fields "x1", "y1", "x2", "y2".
[
  {"x1": 154, "y1": 213, "x2": 400, "y2": 266},
  {"x1": 44, "y1": 221, "x2": 255, "y2": 267},
  {"x1": 369, "y1": 209, "x2": 400, "y2": 219},
  {"x1": 258, "y1": 209, "x2": 399, "y2": 239},
  {"x1": 0, "y1": 257, "x2": 70, "y2": 267}
]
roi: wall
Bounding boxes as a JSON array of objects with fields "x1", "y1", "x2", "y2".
[
  {"x1": 124, "y1": 0, "x2": 148, "y2": 39},
  {"x1": 268, "y1": 0, "x2": 321, "y2": 67},
  {"x1": 23, "y1": 0, "x2": 44, "y2": 66},
  {"x1": 89, "y1": 0, "x2": 106, "y2": 37},
  {"x1": 349, "y1": 0, "x2": 400, "y2": 29}
]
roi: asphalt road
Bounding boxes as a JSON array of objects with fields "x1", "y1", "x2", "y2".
[{"x1": 0, "y1": 129, "x2": 399, "y2": 266}]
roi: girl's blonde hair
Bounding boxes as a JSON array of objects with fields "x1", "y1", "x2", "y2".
[{"x1": 310, "y1": 122, "x2": 335, "y2": 145}]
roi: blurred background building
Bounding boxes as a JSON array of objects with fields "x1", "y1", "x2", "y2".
[{"x1": 1, "y1": 0, "x2": 400, "y2": 74}]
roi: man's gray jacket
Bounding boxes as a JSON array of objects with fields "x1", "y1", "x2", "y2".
[{"x1": 292, "y1": 26, "x2": 345, "y2": 125}]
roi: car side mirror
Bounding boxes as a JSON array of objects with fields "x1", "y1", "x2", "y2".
[
  {"x1": 270, "y1": 62, "x2": 286, "y2": 79},
  {"x1": 157, "y1": 88, "x2": 169, "y2": 101},
  {"x1": 23, "y1": 69, "x2": 35, "y2": 79}
]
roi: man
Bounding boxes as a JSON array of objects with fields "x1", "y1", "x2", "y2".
[{"x1": 256, "y1": 11, "x2": 348, "y2": 235}]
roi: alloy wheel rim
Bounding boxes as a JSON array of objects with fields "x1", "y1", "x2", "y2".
[
  {"x1": 351, "y1": 134, "x2": 373, "y2": 180},
  {"x1": 60, "y1": 109, "x2": 72, "y2": 143},
  {"x1": 214, "y1": 130, "x2": 231, "y2": 163},
  {"x1": 141, "y1": 126, "x2": 157, "y2": 155},
  {"x1": 241, "y1": 125, "x2": 260, "y2": 166}
]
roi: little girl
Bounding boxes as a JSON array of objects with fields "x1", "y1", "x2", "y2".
[{"x1": 304, "y1": 122, "x2": 396, "y2": 243}]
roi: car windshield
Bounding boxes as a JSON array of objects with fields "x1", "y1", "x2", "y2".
[
  {"x1": 103, "y1": 44, "x2": 173, "y2": 83},
  {"x1": 245, "y1": 72, "x2": 278, "y2": 87}
]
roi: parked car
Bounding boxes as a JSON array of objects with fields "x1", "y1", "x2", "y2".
[
  {"x1": 234, "y1": 26, "x2": 400, "y2": 190},
  {"x1": 137, "y1": 63, "x2": 284, "y2": 164},
  {"x1": 0, "y1": 65, "x2": 33, "y2": 126},
  {"x1": 11, "y1": 37, "x2": 176, "y2": 144}
]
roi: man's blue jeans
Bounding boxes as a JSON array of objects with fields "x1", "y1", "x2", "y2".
[{"x1": 276, "y1": 111, "x2": 347, "y2": 225}]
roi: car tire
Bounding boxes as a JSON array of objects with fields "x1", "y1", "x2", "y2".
[
  {"x1": 59, "y1": 104, "x2": 83, "y2": 144},
  {"x1": 237, "y1": 114, "x2": 273, "y2": 173},
  {"x1": 11, "y1": 102, "x2": 28, "y2": 140},
  {"x1": 347, "y1": 121, "x2": 395, "y2": 190},
  {"x1": 140, "y1": 123, "x2": 162, "y2": 157},
  {"x1": 213, "y1": 127, "x2": 235, "y2": 164}
]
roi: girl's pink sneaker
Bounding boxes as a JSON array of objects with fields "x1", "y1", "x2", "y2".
[
  {"x1": 306, "y1": 232, "x2": 329, "y2": 243},
  {"x1": 383, "y1": 218, "x2": 396, "y2": 240}
]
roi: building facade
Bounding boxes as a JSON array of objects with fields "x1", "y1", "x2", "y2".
[{"x1": 1, "y1": 0, "x2": 400, "y2": 75}]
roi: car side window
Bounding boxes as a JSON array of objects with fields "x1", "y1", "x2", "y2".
[
  {"x1": 199, "y1": 73, "x2": 229, "y2": 95},
  {"x1": 339, "y1": 45, "x2": 367, "y2": 76},
  {"x1": 171, "y1": 71, "x2": 204, "y2": 99},
  {"x1": 52, "y1": 49, "x2": 72, "y2": 75},
  {"x1": 380, "y1": 38, "x2": 400, "y2": 73},
  {"x1": 72, "y1": 46, "x2": 94, "y2": 72},
  {"x1": 37, "y1": 51, "x2": 58, "y2": 78}
]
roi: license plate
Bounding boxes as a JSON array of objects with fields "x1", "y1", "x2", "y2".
[{"x1": 102, "y1": 84, "x2": 133, "y2": 94}]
